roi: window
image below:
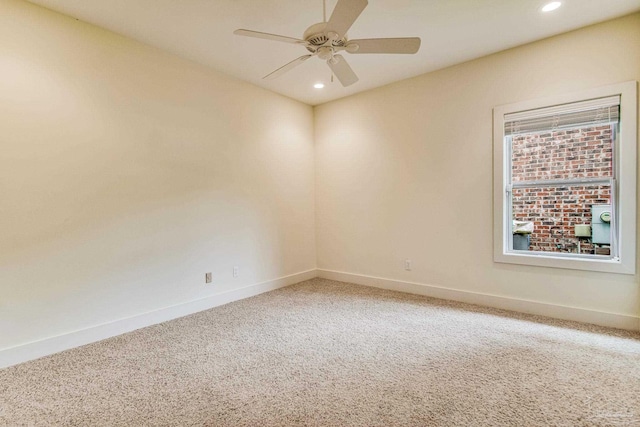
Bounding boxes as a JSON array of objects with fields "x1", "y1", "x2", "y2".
[{"x1": 493, "y1": 82, "x2": 637, "y2": 274}]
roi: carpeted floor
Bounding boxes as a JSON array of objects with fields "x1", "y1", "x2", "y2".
[{"x1": 1, "y1": 278, "x2": 639, "y2": 426}]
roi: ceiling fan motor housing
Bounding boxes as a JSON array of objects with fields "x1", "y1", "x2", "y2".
[{"x1": 303, "y1": 22, "x2": 347, "y2": 53}]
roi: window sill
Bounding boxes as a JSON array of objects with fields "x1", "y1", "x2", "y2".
[{"x1": 494, "y1": 251, "x2": 633, "y2": 274}]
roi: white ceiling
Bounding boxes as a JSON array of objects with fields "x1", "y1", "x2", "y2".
[{"x1": 26, "y1": 0, "x2": 640, "y2": 105}]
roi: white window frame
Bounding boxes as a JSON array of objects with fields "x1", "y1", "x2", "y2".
[{"x1": 493, "y1": 81, "x2": 637, "y2": 274}]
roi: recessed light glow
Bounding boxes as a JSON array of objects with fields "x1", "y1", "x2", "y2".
[
  {"x1": 314, "y1": 83, "x2": 325, "y2": 89},
  {"x1": 541, "y1": 1, "x2": 562, "y2": 12}
]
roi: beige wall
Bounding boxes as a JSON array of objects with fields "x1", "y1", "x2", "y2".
[
  {"x1": 0, "y1": 0, "x2": 315, "y2": 350},
  {"x1": 1, "y1": 0, "x2": 638, "y2": 354},
  {"x1": 315, "y1": 13, "x2": 640, "y2": 318}
]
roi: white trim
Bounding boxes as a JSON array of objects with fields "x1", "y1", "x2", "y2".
[
  {"x1": 4, "y1": 268, "x2": 637, "y2": 369},
  {"x1": 493, "y1": 81, "x2": 637, "y2": 274},
  {"x1": 317, "y1": 269, "x2": 640, "y2": 332},
  {"x1": 0, "y1": 269, "x2": 317, "y2": 369}
]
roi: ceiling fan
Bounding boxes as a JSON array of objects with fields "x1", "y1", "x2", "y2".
[{"x1": 233, "y1": 0, "x2": 421, "y2": 87}]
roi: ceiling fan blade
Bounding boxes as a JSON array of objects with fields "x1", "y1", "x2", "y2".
[
  {"x1": 327, "y1": 54, "x2": 359, "y2": 87},
  {"x1": 234, "y1": 29, "x2": 307, "y2": 45},
  {"x1": 347, "y1": 37, "x2": 421, "y2": 54},
  {"x1": 263, "y1": 55, "x2": 313, "y2": 80},
  {"x1": 326, "y1": 0, "x2": 368, "y2": 38}
]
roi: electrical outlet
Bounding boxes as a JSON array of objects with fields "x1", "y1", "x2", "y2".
[
  {"x1": 404, "y1": 259, "x2": 412, "y2": 271},
  {"x1": 233, "y1": 266, "x2": 239, "y2": 278},
  {"x1": 205, "y1": 272, "x2": 212, "y2": 284}
]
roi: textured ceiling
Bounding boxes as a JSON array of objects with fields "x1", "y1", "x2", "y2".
[{"x1": 26, "y1": 0, "x2": 640, "y2": 105}]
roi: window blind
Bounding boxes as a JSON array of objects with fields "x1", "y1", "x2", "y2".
[{"x1": 504, "y1": 95, "x2": 620, "y2": 136}]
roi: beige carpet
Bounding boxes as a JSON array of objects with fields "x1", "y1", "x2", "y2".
[{"x1": 1, "y1": 278, "x2": 639, "y2": 426}]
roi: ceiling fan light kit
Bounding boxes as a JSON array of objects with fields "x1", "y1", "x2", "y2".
[{"x1": 234, "y1": 0, "x2": 421, "y2": 87}]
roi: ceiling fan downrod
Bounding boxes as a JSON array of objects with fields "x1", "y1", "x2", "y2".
[{"x1": 323, "y1": 0, "x2": 327, "y2": 23}]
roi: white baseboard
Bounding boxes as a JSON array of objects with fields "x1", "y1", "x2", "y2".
[
  {"x1": 0, "y1": 269, "x2": 317, "y2": 369},
  {"x1": 3, "y1": 267, "x2": 637, "y2": 369},
  {"x1": 317, "y1": 269, "x2": 640, "y2": 332}
]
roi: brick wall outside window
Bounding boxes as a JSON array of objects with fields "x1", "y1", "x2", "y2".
[{"x1": 511, "y1": 125, "x2": 613, "y2": 253}]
